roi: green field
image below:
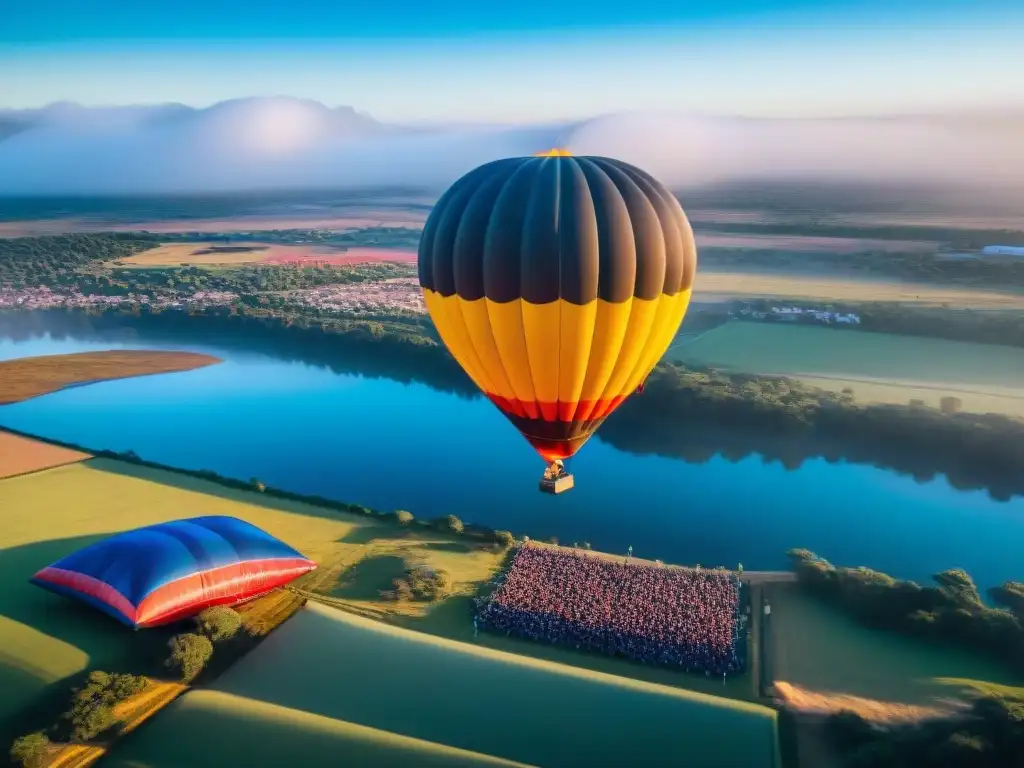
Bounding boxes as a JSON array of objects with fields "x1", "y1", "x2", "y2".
[
  {"x1": 1, "y1": 449, "x2": 779, "y2": 766},
  {"x1": 0, "y1": 457, "x2": 501, "y2": 740},
  {"x1": 109, "y1": 604, "x2": 780, "y2": 768},
  {"x1": 669, "y1": 321, "x2": 1024, "y2": 416},
  {"x1": 766, "y1": 584, "x2": 1024, "y2": 707},
  {"x1": 105, "y1": 690, "x2": 532, "y2": 767}
]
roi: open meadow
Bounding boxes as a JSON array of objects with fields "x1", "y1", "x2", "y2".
[
  {"x1": 693, "y1": 270, "x2": 1024, "y2": 309},
  {"x1": 668, "y1": 321, "x2": 1024, "y2": 417},
  {"x1": 108, "y1": 603, "x2": 780, "y2": 768},
  {"x1": 0, "y1": 457, "x2": 416, "y2": 735},
  {"x1": 695, "y1": 233, "x2": 935, "y2": 253},
  {"x1": 765, "y1": 583, "x2": 1023, "y2": 716},
  {"x1": 114, "y1": 242, "x2": 417, "y2": 267},
  {"x1": 0, "y1": 452, "x2": 512, "y2": 743},
  {"x1": 0, "y1": 431, "x2": 90, "y2": 479}
]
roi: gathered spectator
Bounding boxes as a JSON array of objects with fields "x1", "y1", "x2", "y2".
[{"x1": 477, "y1": 544, "x2": 744, "y2": 676}]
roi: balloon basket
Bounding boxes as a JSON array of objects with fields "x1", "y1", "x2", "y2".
[{"x1": 539, "y1": 473, "x2": 575, "y2": 495}]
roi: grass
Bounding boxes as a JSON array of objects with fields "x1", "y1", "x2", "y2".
[
  {"x1": 103, "y1": 690, "x2": 532, "y2": 768},
  {"x1": 0, "y1": 431, "x2": 90, "y2": 479},
  {"x1": 0, "y1": 456, "x2": 507, "y2": 740},
  {"x1": 116, "y1": 242, "x2": 353, "y2": 267},
  {"x1": 668, "y1": 321, "x2": 1024, "y2": 416},
  {"x1": 0, "y1": 350, "x2": 221, "y2": 405},
  {"x1": 1, "y1": 448, "x2": 780, "y2": 766},
  {"x1": 109, "y1": 604, "x2": 779, "y2": 768},
  {"x1": 693, "y1": 271, "x2": 1024, "y2": 310},
  {"x1": 765, "y1": 584, "x2": 1024, "y2": 710},
  {"x1": 932, "y1": 678, "x2": 1024, "y2": 700}
]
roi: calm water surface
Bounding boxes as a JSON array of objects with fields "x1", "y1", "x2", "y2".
[{"x1": 2, "y1": 333, "x2": 1023, "y2": 590}]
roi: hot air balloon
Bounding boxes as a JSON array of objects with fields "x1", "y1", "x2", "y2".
[{"x1": 418, "y1": 150, "x2": 697, "y2": 492}]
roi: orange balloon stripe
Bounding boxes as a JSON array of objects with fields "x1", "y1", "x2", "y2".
[
  {"x1": 486, "y1": 392, "x2": 628, "y2": 425},
  {"x1": 528, "y1": 437, "x2": 590, "y2": 463}
]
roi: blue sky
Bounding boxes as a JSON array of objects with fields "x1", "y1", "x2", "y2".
[{"x1": 3, "y1": 0, "x2": 1023, "y2": 121}]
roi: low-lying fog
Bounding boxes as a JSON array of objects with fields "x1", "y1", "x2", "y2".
[{"x1": 0, "y1": 97, "x2": 1022, "y2": 196}]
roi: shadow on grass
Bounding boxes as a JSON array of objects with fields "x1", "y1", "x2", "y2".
[
  {"x1": 330, "y1": 556, "x2": 410, "y2": 600},
  {"x1": 0, "y1": 534, "x2": 177, "y2": 747},
  {"x1": 337, "y1": 526, "x2": 401, "y2": 546},
  {"x1": 400, "y1": 595, "x2": 477, "y2": 639},
  {"x1": 418, "y1": 541, "x2": 476, "y2": 554}
]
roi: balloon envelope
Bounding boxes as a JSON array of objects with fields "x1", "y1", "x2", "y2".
[{"x1": 418, "y1": 153, "x2": 697, "y2": 462}]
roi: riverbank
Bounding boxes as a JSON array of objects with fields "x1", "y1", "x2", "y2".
[
  {"x1": 5, "y1": 430, "x2": 1021, "y2": 768},
  {"x1": 5, "y1": 307, "x2": 1024, "y2": 502},
  {"x1": 0, "y1": 349, "x2": 221, "y2": 405}
]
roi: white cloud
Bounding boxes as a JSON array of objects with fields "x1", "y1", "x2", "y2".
[{"x1": 0, "y1": 97, "x2": 1021, "y2": 195}]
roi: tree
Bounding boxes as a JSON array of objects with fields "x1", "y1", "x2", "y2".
[
  {"x1": 166, "y1": 633, "x2": 214, "y2": 682},
  {"x1": 493, "y1": 530, "x2": 515, "y2": 548},
  {"x1": 933, "y1": 568, "x2": 982, "y2": 607},
  {"x1": 195, "y1": 606, "x2": 242, "y2": 642},
  {"x1": 9, "y1": 732, "x2": 50, "y2": 768},
  {"x1": 989, "y1": 581, "x2": 1024, "y2": 617},
  {"x1": 66, "y1": 704, "x2": 115, "y2": 742},
  {"x1": 394, "y1": 510, "x2": 415, "y2": 526},
  {"x1": 438, "y1": 514, "x2": 464, "y2": 534}
]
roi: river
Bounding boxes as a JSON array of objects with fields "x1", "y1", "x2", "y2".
[{"x1": 2, "y1": 326, "x2": 1023, "y2": 591}]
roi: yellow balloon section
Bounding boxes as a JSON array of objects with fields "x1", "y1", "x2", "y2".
[{"x1": 418, "y1": 154, "x2": 697, "y2": 463}]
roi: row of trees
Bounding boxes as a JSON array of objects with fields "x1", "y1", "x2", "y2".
[
  {"x1": 8, "y1": 606, "x2": 243, "y2": 768},
  {"x1": 602, "y1": 362, "x2": 1024, "y2": 499},
  {"x1": 701, "y1": 246, "x2": 1024, "y2": 290},
  {"x1": 735, "y1": 299, "x2": 1024, "y2": 349}
]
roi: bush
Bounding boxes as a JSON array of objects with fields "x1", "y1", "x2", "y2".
[
  {"x1": 66, "y1": 704, "x2": 115, "y2": 742},
  {"x1": 493, "y1": 530, "x2": 515, "y2": 548},
  {"x1": 195, "y1": 606, "x2": 242, "y2": 642},
  {"x1": 394, "y1": 510, "x2": 415, "y2": 526},
  {"x1": 383, "y1": 567, "x2": 452, "y2": 602},
  {"x1": 9, "y1": 732, "x2": 50, "y2": 767},
  {"x1": 166, "y1": 633, "x2": 214, "y2": 682},
  {"x1": 61, "y1": 671, "x2": 147, "y2": 741},
  {"x1": 438, "y1": 514, "x2": 464, "y2": 534},
  {"x1": 382, "y1": 579, "x2": 415, "y2": 602}
]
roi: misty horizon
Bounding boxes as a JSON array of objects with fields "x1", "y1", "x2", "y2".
[{"x1": 0, "y1": 96, "x2": 1022, "y2": 198}]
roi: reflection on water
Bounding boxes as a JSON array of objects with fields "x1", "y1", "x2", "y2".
[{"x1": 2, "y1": 331, "x2": 1024, "y2": 591}]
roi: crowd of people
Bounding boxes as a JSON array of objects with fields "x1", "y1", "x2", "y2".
[{"x1": 476, "y1": 544, "x2": 745, "y2": 676}]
